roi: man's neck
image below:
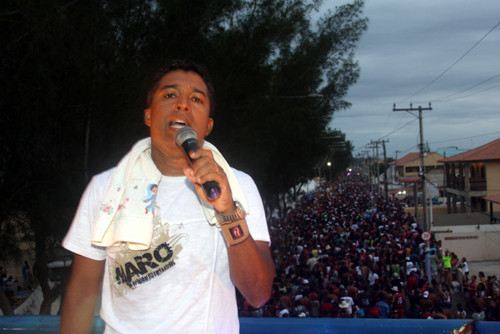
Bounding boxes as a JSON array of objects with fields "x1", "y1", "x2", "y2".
[{"x1": 150, "y1": 146, "x2": 187, "y2": 176}]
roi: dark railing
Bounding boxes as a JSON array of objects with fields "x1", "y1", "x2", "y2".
[
  {"x1": 471, "y1": 179, "x2": 487, "y2": 191},
  {"x1": 447, "y1": 178, "x2": 487, "y2": 191}
]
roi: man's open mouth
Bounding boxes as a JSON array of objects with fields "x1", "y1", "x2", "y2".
[{"x1": 170, "y1": 120, "x2": 188, "y2": 129}]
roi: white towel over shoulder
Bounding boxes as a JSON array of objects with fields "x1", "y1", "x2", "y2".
[{"x1": 91, "y1": 137, "x2": 247, "y2": 250}]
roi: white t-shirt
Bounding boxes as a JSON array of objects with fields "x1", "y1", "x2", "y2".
[
  {"x1": 368, "y1": 272, "x2": 379, "y2": 286},
  {"x1": 63, "y1": 168, "x2": 270, "y2": 334}
]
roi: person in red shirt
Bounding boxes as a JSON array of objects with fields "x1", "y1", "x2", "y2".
[
  {"x1": 407, "y1": 269, "x2": 418, "y2": 293},
  {"x1": 391, "y1": 286, "x2": 405, "y2": 318}
]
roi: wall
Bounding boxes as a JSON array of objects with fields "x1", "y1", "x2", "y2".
[
  {"x1": 432, "y1": 224, "x2": 500, "y2": 261},
  {"x1": 486, "y1": 161, "x2": 500, "y2": 211},
  {"x1": 404, "y1": 205, "x2": 448, "y2": 219}
]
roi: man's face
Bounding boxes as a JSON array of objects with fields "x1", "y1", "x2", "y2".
[{"x1": 144, "y1": 70, "x2": 214, "y2": 160}]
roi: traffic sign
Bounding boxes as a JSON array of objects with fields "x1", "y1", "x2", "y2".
[{"x1": 421, "y1": 231, "x2": 431, "y2": 241}]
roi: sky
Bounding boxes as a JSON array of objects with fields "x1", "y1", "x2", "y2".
[{"x1": 326, "y1": 0, "x2": 500, "y2": 160}]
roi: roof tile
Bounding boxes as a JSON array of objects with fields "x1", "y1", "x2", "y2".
[{"x1": 441, "y1": 138, "x2": 500, "y2": 162}]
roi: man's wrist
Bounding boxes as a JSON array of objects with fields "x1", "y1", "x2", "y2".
[
  {"x1": 215, "y1": 201, "x2": 246, "y2": 224},
  {"x1": 220, "y1": 219, "x2": 250, "y2": 247},
  {"x1": 215, "y1": 201, "x2": 249, "y2": 247}
]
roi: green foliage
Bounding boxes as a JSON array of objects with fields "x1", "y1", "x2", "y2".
[
  {"x1": 0, "y1": 212, "x2": 33, "y2": 263},
  {"x1": 0, "y1": 0, "x2": 366, "y2": 285}
]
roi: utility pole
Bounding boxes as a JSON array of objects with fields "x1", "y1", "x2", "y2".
[
  {"x1": 394, "y1": 150, "x2": 401, "y2": 184},
  {"x1": 393, "y1": 103, "x2": 432, "y2": 236},
  {"x1": 370, "y1": 139, "x2": 389, "y2": 197},
  {"x1": 367, "y1": 142, "x2": 377, "y2": 189},
  {"x1": 370, "y1": 140, "x2": 381, "y2": 193},
  {"x1": 382, "y1": 139, "x2": 389, "y2": 200},
  {"x1": 360, "y1": 150, "x2": 369, "y2": 178}
]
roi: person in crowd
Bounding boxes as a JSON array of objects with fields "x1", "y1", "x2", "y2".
[
  {"x1": 459, "y1": 257, "x2": 469, "y2": 276},
  {"x1": 390, "y1": 285, "x2": 404, "y2": 318},
  {"x1": 375, "y1": 294, "x2": 391, "y2": 318},
  {"x1": 442, "y1": 249, "x2": 452, "y2": 287},
  {"x1": 455, "y1": 303, "x2": 467, "y2": 319},
  {"x1": 472, "y1": 305, "x2": 485, "y2": 321},
  {"x1": 491, "y1": 275, "x2": 500, "y2": 298},
  {"x1": 420, "y1": 291, "x2": 434, "y2": 319},
  {"x1": 338, "y1": 300, "x2": 352, "y2": 318},
  {"x1": 22, "y1": 261, "x2": 33, "y2": 291}
]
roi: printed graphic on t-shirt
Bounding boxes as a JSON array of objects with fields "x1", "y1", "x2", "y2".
[
  {"x1": 108, "y1": 213, "x2": 187, "y2": 297},
  {"x1": 143, "y1": 183, "x2": 158, "y2": 215}
]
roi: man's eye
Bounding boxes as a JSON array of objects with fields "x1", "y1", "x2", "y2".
[
  {"x1": 192, "y1": 97, "x2": 201, "y2": 103},
  {"x1": 166, "y1": 93, "x2": 176, "y2": 98}
]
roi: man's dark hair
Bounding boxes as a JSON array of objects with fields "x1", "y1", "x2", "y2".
[{"x1": 146, "y1": 59, "x2": 215, "y2": 117}]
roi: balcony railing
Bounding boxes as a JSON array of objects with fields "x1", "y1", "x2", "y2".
[{"x1": 446, "y1": 178, "x2": 487, "y2": 191}]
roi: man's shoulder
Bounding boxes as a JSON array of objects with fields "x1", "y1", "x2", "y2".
[
  {"x1": 91, "y1": 167, "x2": 115, "y2": 185},
  {"x1": 231, "y1": 168, "x2": 259, "y2": 191},
  {"x1": 82, "y1": 168, "x2": 115, "y2": 197},
  {"x1": 231, "y1": 167, "x2": 251, "y2": 181}
]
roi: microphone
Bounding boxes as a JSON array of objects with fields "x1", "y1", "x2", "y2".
[{"x1": 175, "y1": 126, "x2": 221, "y2": 200}]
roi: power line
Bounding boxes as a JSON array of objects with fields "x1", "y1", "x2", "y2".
[
  {"x1": 437, "y1": 81, "x2": 500, "y2": 102},
  {"x1": 432, "y1": 73, "x2": 500, "y2": 102},
  {"x1": 353, "y1": 119, "x2": 418, "y2": 154},
  {"x1": 377, "y1": 118, "x2": 417, "y2": 141},
  {"x1": 398, "y1": 21, "x2": 500, "y2": 103},
  {"x1": 430, "y1": 131, "x2": 500, "y2": 146}
]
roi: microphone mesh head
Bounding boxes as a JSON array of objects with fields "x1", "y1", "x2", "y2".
[{"x1": 175, "y1": 126, "x2": 197, "y2": 146}]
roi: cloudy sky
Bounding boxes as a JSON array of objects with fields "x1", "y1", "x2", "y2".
[{"x1": 327, "y1": 0, "x2": 500, "y2": 160}]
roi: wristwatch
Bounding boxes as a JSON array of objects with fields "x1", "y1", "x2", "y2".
[{"x1": 215, "y1": 201, "x2": 246, "y2": 224}]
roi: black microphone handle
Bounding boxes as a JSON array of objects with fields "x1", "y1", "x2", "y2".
[{"x1": 180, "y1": 138, "x2": 221, "y2": 200}]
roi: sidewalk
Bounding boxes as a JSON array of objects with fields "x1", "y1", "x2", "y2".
[
  {"x1": 448, "y1": 260, "x2": 500, "y2": 319},
  {"x1": 467, "y1": 260, "x2": 500, "y2": 278}
]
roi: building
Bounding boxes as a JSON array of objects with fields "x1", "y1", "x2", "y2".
[
  {"x1": 393, "y1": 152, "x2": 445, "y2": 182},
  {"x1": 390, "y1": 152, "x2": 445, "y2": 200},
  {"x1": 431, "y1": 139, "x2": 500, "y2": 263},
  {"x1": 436, "y1": 146, "x2": 469, "y2": 158},
  {"x1": 441, "y1": 138, "x2": 500, "y2": 214}
]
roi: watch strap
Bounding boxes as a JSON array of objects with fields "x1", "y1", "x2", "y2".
[
  {"x1": 220, "y1": 219, "x2": 250, "y2": 247},
  {"x1": 215, "y1": 201, "x2": 246, "y2": 224}
]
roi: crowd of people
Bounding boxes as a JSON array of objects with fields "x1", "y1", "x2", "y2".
[
  {"x1": 238, "y1": 177, "x2": 500, "y2": 321},
  {"x1": 1, "y1": 261, "x2": 33, "y2": 309}
]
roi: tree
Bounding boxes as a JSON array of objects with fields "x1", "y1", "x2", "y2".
[
  {"x1": 0, "y1": 212, "x2": 33, "y2": 315},
  {"x1": 198, "y1": 0, "x2": 367, "y2": 214},
  {"x1": 0, "y1": 0, "x2": 145, "y2": 313},
  {"x1": 0, "y1": 0, "x2": 367, "y2": 312}
]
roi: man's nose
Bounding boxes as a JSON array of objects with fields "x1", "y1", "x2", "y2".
[{"x1": 175, "y1": 95, "x2": 190, "y2": 111}]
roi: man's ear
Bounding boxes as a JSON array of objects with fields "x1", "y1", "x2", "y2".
[
  {"x1": 206, "y1": 118, "x2": 214, "y2": 136},
  {"x1": 144, "y1": 108, "x2": 151, "y2": 127}
]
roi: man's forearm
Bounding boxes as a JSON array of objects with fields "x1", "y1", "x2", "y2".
[
  {"x1": 60, "y1": 254, "x2": 105, "y2": 334},
  {"x1": 60, "y1": 289, "x2": 99, "y2": 334},
  {"x1": 228, "y1": 237, "x2": 275, "y2": 307}
]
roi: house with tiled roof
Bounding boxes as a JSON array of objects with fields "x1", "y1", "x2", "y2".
[
  {"x1": 391, "y1": 151, "x2": 444, "y2": 184},
  {"x1": 441, "y1": 138, "x2": 500, "y2": 214}
]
